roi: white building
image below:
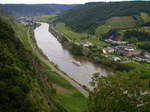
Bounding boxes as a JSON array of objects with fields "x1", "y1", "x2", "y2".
[{"x1": 80, "y1": 42, "x2": 93, "y2": 47}]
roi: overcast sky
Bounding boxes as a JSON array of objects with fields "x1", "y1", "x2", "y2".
[{"x1": 0, "y1": 0, "x2": 148, "y2": 4}]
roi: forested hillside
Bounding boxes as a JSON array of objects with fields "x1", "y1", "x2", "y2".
[
  {"x1": 0, "y1": 10, "x2": 89, "y2": 111},
  {"x1": 88, "y1": 73, "x2": 150, "y2": 112},
  {"x1": 0, "y1": 4, "x2": 77, "y2": 17},
  {"x1": 58, "y1": 1, "x2": 150, "y2": 33},
  {"x1": 0, "y1": 15, "x2": 69, "y2": 112}
]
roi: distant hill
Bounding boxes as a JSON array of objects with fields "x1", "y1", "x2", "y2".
[
  {"x1": 58, "y1": 1, "x2": 150, "y2": 33},
  {"x1": 0, "y1": 4, "x2": 77, "y2": 17}
]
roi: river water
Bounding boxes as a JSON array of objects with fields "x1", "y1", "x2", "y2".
[{"x1": 34, "y1": 22, "x2": 108, "y2": 88}]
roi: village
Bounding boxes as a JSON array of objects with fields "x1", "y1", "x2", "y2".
[
  {"x1": 17, "y1": 16, "x2": 37, "y2": 26},
  {"x1": 77, "y1": 38, "x2": 150, "y2": 63},
  {"x1": 102, "y1": 39, "x2": 150, "y2": 63}
]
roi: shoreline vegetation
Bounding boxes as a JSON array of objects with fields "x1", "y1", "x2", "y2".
[
  {"x1": 47, "y1": 19, "x2": 150, "y2": 112},
  {"x1": 27, "y1": 23, "x2": 88, "y2": 112},
  {"x1": 49, "y1": 21, "x2": 150, "y2": 79},
  {"x1": 49, "y1": 23, "x2": 117, "y2": 72},
  {"x1": 47, "y1": 21, "x2": 150, "y2": 111},
  {"x1": 32, "y1": 23, "x2": 89, "y2": 96}
]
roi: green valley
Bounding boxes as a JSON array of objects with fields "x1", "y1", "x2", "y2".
[{"x1": 1, "y1": 1, "x2": 150, "y2": 112}]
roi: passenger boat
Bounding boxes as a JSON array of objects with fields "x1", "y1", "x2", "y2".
[{"x1": 72, "y1": 61, "x2": 81, "y2": 66}]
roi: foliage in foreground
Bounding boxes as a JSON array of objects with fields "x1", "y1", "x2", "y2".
[
  {"x1": 0, "y1": 16, "x2": 67, "y2": 112},
  {"x1": 89, "y1": 73, "x2": 150, "y2": 112}
]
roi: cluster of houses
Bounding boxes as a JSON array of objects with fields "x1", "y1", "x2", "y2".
[
  {"x1": 102, "y1": 37, "x2": 150, "y2": 63},
  {"x1": 102, "y1": 45, "x2": 150, "y2": 63},
  {"x1": 76, "y1": 40, "x2": 150, "y2": 63},
  {"x1": 134, "y1": 52, "x2": 150, "y2": 63},
  {"x1": 17, "y1": 17, "x2": 37, "y2": 26},
  {"x1": 102, "y1": 46, "x2": 141, "y2": 56}
]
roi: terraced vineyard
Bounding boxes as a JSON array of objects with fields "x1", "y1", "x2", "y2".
[{"x1": 95, "y1": 16, "x2": 136, "y2": 37}]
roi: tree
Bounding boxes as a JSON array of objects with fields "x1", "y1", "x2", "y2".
[{"x1": 89, "y1": 73, "x2": 150, "y2": 112}]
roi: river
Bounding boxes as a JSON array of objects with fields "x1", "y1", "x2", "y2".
[{"x1": 34, "y1": 22, "x2": 108, "y2": 88}]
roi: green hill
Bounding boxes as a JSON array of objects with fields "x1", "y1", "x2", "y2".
[
  {"x1": 0, "y1": 4, "x2": 77, "y2": 17},
  {"x1": 0, "y1": 17, "x2": 64, "y2": 112},
  {"x1": 58, "y1": 1, "x2": 150, "y2": 33}
]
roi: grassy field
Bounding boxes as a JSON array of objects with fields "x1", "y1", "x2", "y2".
[
  {"x1": 95, "y1": 16, "x2": 136, "y2": 37},
  {"x1": 15, "y1": 24, "x2": 32, "y2": 49},
  {"x1": 87, "y1": 37, "x2": 108, "y2": 47},
  {"x1": 54, "y1": 22, "x2": 91, "y2": 40},
  {"x1": 140, "y1": 12, "x2": 150, "y2": 23},
  {"x1": 37, "y1": 14, "x2": 57, "y2": 22},
  {"x1": 54, "y1": 22, "x2": 108, "y2": 47},
  {"x1": 43, "y1": 65, "x2": 88, "y2": 112},
  {"x1": 123, "y1": 61, "x2": 150, "y2": 78}
]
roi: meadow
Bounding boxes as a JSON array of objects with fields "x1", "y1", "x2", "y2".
[{"x1": 54, "y1": 22, "x2": 108, "y2": 47}]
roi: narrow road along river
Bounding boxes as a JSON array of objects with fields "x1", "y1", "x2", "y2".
[{"x1": 34, "y1": 22, "x2": 108, "y2": 88}]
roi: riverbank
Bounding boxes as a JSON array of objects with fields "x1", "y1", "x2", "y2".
[
  {"x1": 49, "y1": 24, "x2": 113, "y2": 72},
  {"x1": 49, "y1": 23, "x2": 139, "y2": 73},
  {"x1": 50, "y1": 22, "x2": 150, "y2": 81},
  {"x1": 33, "y1": 23, "x2": 89, "y2": 96},
  {"x1": 19, "y1": 24, "x2": 88, "y2": 112}
]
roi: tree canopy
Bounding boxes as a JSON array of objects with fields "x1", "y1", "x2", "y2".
[{"x1": 89, "y1": 73, "x2": 150, "y2": 112}]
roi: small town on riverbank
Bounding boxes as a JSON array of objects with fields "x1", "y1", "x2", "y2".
[
  {"x1": 17, "y1": 16, "x2": 37, "y2": 26},
  {"x1": 18, "y1": 16, "x2": 150, "y2": 65},
  {"x1": 102, "y1": 38, "x2": 150, "y2": 63},
  {"x1": 64, "y1": 37, "x2": 150, "y2": 63}
]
